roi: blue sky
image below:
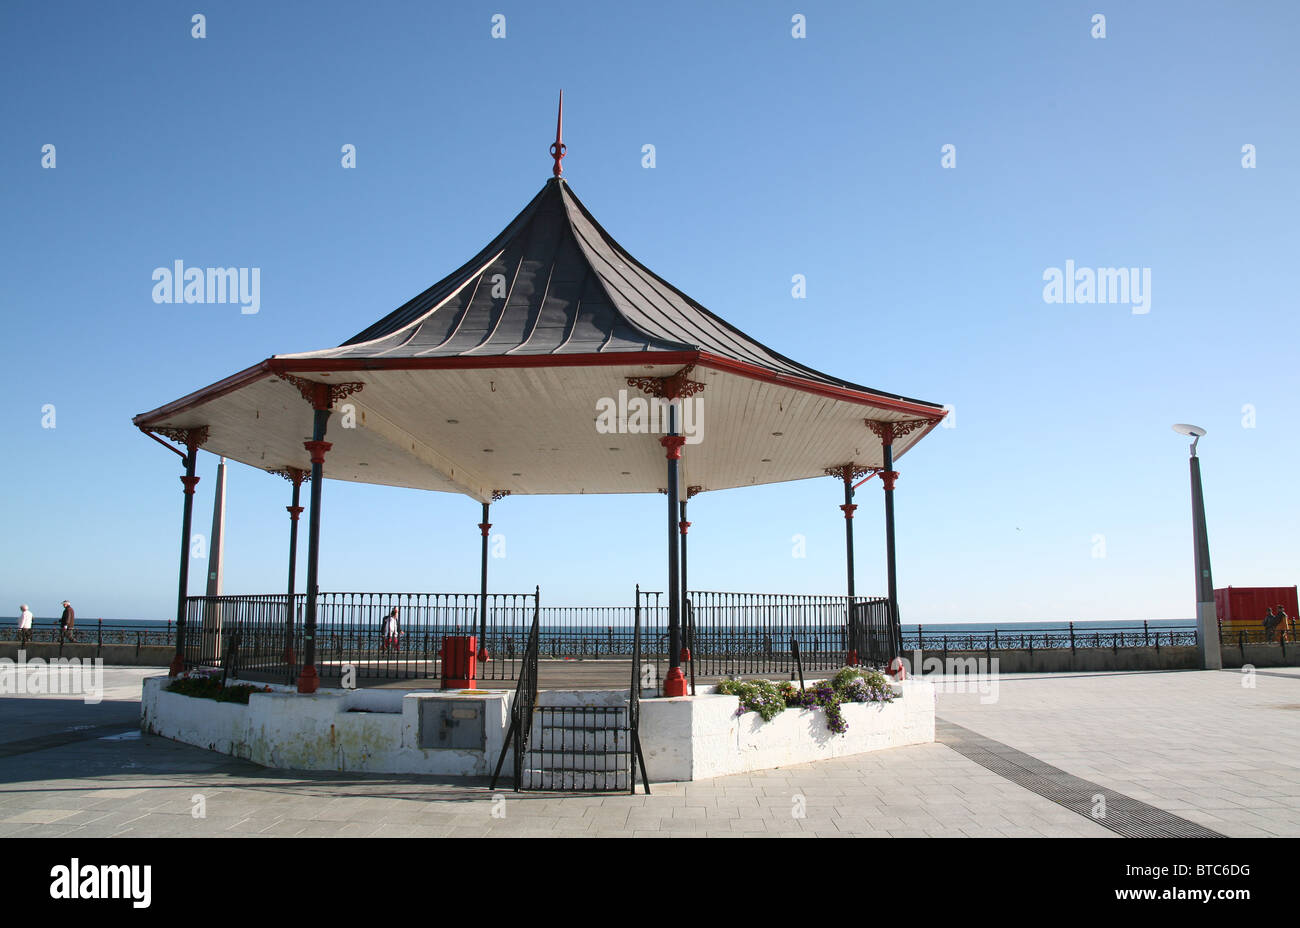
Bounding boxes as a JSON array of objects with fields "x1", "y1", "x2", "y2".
[{"x1": 1, "y1": 1, "x2": 1296, "y2": 623}]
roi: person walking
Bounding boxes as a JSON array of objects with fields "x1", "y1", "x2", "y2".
[
  {"x1": 1262, "y1": 607, "x2": 1278, "y2": 642},
  {"x1": 1274, "y1": 605, "x2": 1291, "y2": 644},
  {"x1": 58, "y1": 600, "x2": 76, "y2": 643},
  {"x1": 17, "y1": 604, "x2": 33, "y2": 646},
  {"x1": 381, "y1": 607, "x2": 400, "y2": 652}
]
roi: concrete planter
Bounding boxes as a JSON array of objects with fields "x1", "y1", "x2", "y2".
[
  {"x1": 140, "y1": 674, "x2": 935, "y2": 783},
  {"x1": 637, "y1": 679, "x2": 934, "y2": 781}
]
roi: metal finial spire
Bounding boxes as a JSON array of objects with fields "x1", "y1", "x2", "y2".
[{"x1": 549, "y1": 90, "x2": 566, "y2": 177}]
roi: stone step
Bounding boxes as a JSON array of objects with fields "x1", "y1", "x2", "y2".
[{"x1": 520, "y1": 768, "x2": 630, "y2": 791}]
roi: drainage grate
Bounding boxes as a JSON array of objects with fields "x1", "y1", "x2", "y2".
[{"x1": 936, "y1": 719, "x2": 1224, "y2": 838}]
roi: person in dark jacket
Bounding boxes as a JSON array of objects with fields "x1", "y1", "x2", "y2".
[
  {"x1": 1274, "y1": 605, "x2": 1292, "y2": 644},
  {"x1": 59, "y1": 600, "x2": 76, "y2": 643}
]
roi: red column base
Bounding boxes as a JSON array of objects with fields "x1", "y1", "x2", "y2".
[
  {"x1": 846, "y1": 650, "x2": 859, "y2": 667},
  {"x1": 297, "y1": 664, "x2": 320, "y2": 694},
  {"x1": 679, "y1": 647, "x2": 691, "y2": 661},
  {"x1": 168, "y1": 653, "x2": 185, "y2": 677},
  {"x1": 663, "y1": 667, "x2": 688, "y2": 697},
  {"x1": 477, "y1": 647, "x2": 491, "y2": 662}
]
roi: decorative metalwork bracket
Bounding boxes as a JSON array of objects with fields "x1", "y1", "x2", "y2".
[
  {"x1": 627, "y1": 363, "x2": 706, "y2": 401},
  {"x1": 154, "y1": 425, "x2": 209, "y2": 450},
  {"x1": 865, "y1": 419, "x2": 932, "y2": 445},
  {"x1": 277, "y1": 373, "x2": 365, "y2": 410}
]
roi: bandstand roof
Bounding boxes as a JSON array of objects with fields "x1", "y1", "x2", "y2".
[{"x1": 134, "y1": 176, "x2": 946, "y2": 503}]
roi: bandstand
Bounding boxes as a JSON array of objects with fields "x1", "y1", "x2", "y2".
[{"x1": 134, "y1": 96, "x2": 946, "y2": 789}]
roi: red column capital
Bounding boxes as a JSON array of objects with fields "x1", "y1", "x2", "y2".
[
  {"x1": 180, "y1": 475, "x2": 200, "y2": 495},
  {"x1": 303, "y1": 440, "x2": 333, "y2": 464},
  {"x1": 287, "y1": 505, "x2": 304, "y2": 522},
  {"x1": 478, "y1": 522, "x2": 492, "y2": 537},
  {"x1": 839, "y1": 503, "x2": 857, "y2": 519},
  {"x1": 660, "y1": 435, "x2": 687, "y2": 460},
  {"x1": 678, "y1": 520, "x2": 691, "y2": 535}
]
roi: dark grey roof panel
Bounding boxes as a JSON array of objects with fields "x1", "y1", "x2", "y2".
[{"x1": 281, "y1": 178, "x2": 941, "y2": 409}]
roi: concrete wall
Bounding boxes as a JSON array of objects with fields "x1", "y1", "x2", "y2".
[
  {"x1": 141, "y1": 675, "x2": 934, "y2": 783},
  {"x1": 140, "y1": 675, "x2": 516, "y2": 776},
  {"x1": 909, "y1": 644, "x2": 1298, "y2": 673},
  {"x1": 0, "y1": 642, "x2": 173, "y2": 666},
  {"x1": 637, "y1": 679, "x2": 935, "y2": 782}
]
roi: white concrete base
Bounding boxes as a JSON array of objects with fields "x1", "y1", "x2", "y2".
[
  {"x1": 637, "y1": 680, "x2": 935, "y2": 781},
  {"x1": 140, "y1": 675, "x2": 514, "y2": 776},
  {"x1": 140, "y1": 675, "x2": 934, "y2": 782}
]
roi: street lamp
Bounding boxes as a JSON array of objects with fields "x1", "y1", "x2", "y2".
[{"x1": 1173, "y1": 424, "x2": 1221, "y2": 670}]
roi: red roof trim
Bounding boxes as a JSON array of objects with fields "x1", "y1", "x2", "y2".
[
  {"x1": 695, "y1": 353, "x2": 946, "y2": 419},
  {"x1": 133, "y1": 351, "x2": 946, "y2": 437},
  {"x1": 132, "y1": 360, "x2": 273, "y2": 427}
]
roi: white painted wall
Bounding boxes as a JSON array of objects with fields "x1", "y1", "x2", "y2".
[
  {"x1": 140, "y1": 675, "x2": 934, "y2": 783},
  {"x1": 637, "y1": 680, "x2": 935, "y2": 781},
  {"x1": 140, "y1": 675, "x2": 515, "y2": 776}
]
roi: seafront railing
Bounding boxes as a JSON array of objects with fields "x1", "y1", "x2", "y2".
[{"x1": 3, "y1": 610, "x2": 1292, "y2": 673}]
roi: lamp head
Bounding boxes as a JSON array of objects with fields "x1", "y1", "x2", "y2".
[{"x1": 1172, "y1": 423, "x2": 1207, "y2": 456}]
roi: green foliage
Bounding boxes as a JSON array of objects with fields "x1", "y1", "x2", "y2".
[
  {"x1": 715, "y1": 677, "x2": 788, "y2": 721},
  {"x1": 720, "y1": 667, "x2": 897, "y2": 734},
  {"x1": 166, "y1": 676, "x2": 268, "y2": 704}
]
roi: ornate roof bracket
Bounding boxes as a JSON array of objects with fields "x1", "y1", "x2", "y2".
[
  {"x1": 269, "y1": 466, "x2": 312, "y2": 487},
  {"x1": 865, "y1": 418, "x2": 932, "y2": 445},
  {"x1": 153, "y1": 425, "x2": 210, "y2": 452},
  {"x1": 491, "y1": 489, "x2": 511, "y2": 502},
  {"x1": 823, "y1": 464, "x2": 871, "y2": 483},
  {"x1": 277, "y1": 373, "x2": 365, "y2": 411},
  {"x1": 627, "y1": 362, "x2": 706, "y2": 401}
]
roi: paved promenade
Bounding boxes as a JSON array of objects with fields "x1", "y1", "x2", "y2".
[{"x1": 0, "y1": 666, "x2": 1295, "y2": 837}]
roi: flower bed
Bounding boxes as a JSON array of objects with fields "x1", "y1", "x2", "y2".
[
  {"x1": 165, "y1": 673, "x2": 272, "y2": 705},
  {"x1": 715, "y1": 668, "x2": 896, "y2": 733}
]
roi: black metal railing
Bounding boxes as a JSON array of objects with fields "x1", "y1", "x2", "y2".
[
  {"x1": 686, "y1": 592, "x2": 891, "y2": 674},
  {"x1": 1, "y1": 620, "x2": 176, "y2": 649},
  {"x1": 180, "y1": 591, "x2": 541, "y2": 682},
  {"x1": 491, "y1": 603, "x2": 540, "y2": 791},
  {"x1": 1221, "y1": 621, "x2": 1294, "y2": 649},
  {"x1": 161, "y1": 594, "x2": 1299, "y2": 682},
  {"x1": 902, "y1": 622, "x2": 1205, "y2": 652},
  {"x1": 629, "y1": 586, "x2": 651, "y2": 794}
]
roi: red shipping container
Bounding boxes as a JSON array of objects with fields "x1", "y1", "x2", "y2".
[
  {"x1": 1215, "y1": 586, "x2": 1298, "y2": 628},
  {"x1": 441, "y1": 635, "x2": 478, "y2": 689}
]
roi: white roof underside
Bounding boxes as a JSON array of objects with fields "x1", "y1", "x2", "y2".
[{"x1": 145, "y1": 364, "x2": 934, "y2": 503}]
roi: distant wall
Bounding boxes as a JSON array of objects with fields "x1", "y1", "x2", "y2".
[
  {"x1": 0, "y1": 642, "x2": 173, "y2": 666},
  {"x1": 908, "y1": 644, "x2": 1298, "y2": 672}
]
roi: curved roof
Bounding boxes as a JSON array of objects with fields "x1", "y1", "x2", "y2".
[
  {"x1": 134, "y1": 176, "x2": 947, "y2": 502},
  {"x1": 279, "y1": 178, "x2": 938, "y2": 410}
]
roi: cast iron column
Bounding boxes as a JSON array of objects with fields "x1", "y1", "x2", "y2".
[
  {"x1": 679, "y1": 498, "x2": 691, "y2": 661},
  {"x1": 881, "y1": 437, "x2": 901, "y2": 659},
  {"x1": 300, "y1": 407, "x2": 332, "y2": 693},
  {"x1": 478, "y1": 501, "x2": 491, "y2": 661},
  {"x1": 284, "y1": 469, "x2": 306, "y2": 669},
  {"x1": 841, "y1": 469, "x2": 857, "y2": 598},
  {"x1": 170, "y1": 439, "x2": 201, "y2": 676},
  {"x1": 1189, "y1": 445, "x2": 1222, "y2": 669},
  {"x1": 661, "y1": 403, "x2": 687, "y2": 697}
]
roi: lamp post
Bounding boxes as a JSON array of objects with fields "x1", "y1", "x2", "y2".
[{"x1": 1173, "y1": 424, "x2": 1221, "y2": 670}]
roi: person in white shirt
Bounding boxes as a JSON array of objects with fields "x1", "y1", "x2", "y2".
[
  {"x1": 17, "y1": 604, "x2": 33, "y2": 646},
  {"x1": 381, "y1": 607, "x2": 400, "y2": 652}
]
